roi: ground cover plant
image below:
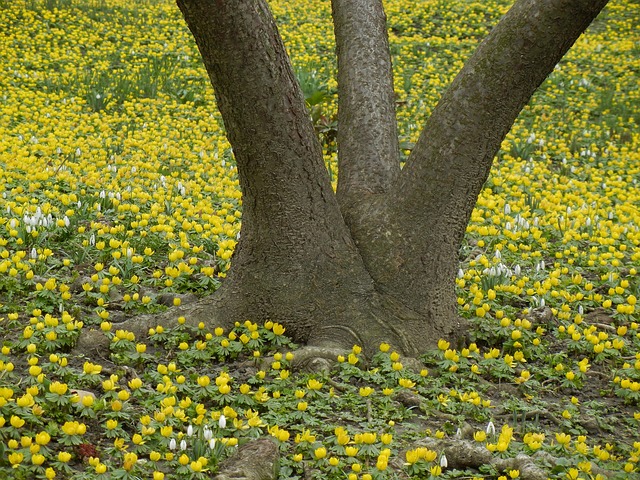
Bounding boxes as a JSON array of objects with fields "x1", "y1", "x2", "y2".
[{"x1": 0, "y1": 0, "x2": 639, "y2": 478}]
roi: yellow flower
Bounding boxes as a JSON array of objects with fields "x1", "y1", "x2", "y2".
[
  {"x1": 9, "y1": 452, "x2": 24, "y2": 467},
  {"x1": 10, "y1": 415, "x2": 25, "y2": 428},
  {"x1": 307, "y1": 379, "x2": 323, "y2": 390},
  {"x1": 555, "y1": 432, "x2": 571, "y2": 447},
  {"x1": 359, "y1": 386, "x2": 373, "y2": 397},
  {"x1": 314, "y1": 447, "x2": 327, "y2": 459}
]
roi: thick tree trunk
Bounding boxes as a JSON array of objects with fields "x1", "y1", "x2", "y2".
[
  {"x1": 172, "y1": 0, "x2": 609, "y2": 356},
  {"x1": 174, "y1": 0, "x2": 432, "y2": 354}
]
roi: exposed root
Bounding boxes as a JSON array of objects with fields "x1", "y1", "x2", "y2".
[
  {"x1": 396, "y1": 437, "x2": 617, "y2": 480},
  {"x1": 214, "y1": 437, "x2": 279, "y2": 480},
  {"x1": 290, "y1": 345, "x2": 349, "y2": 372}
]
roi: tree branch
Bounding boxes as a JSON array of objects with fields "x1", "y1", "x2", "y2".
[
  {"x1": 176, "y1": 0, "x2": 331, "y2": 223},
  {"x1": 396, "y1": 0, "x2": 609, "y2": 244},
  {"x1": 332, "y1": 0, "x2": 400, "y2": 209},
  {"x1": 350, "y1": 0, "x2": 609, "y2": 325}
]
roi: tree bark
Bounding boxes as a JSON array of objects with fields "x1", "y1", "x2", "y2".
[
  {"x1": 332, "y1": 0, "x2": 400, "y2": 240},
  {"x1": 172, "y1": 0, "x2": 609, "y2": 356},
  {"x1": 346, "y1": 0, "x2": 609, "y2": 317}
]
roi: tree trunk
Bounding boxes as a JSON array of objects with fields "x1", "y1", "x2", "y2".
[{"x1": 172, "y1": 0, "x2": 609, "y2": 356}]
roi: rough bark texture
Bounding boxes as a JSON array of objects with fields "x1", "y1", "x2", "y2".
[
  {"x1": 332, "y1": 0, "x2": 400, "y2": 242},
  {"x1": 166, "y1": 0, "x2": 609, "y2": 356}
]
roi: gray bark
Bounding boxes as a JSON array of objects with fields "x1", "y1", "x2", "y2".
[{"x1": 332, "y1": 0, "x2": 400, "y2": 239}]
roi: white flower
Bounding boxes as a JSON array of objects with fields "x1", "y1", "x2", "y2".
[
  {"x1": 203, "y1": 426, "x2": 212, "y2": 441},
  {"x1": 180, "y1": 439, "x2": 187, "y2": 450},
  {"x1": 187, "y1": 425, "x2": 194, "y2": 437},
  {"x1": 440, "y1": 453, "x2": 448, "y2": 468},
  {"x1": 486, "y1": 421, "x2": 496, "y2": 436},
  {"x1": 169, "y1": 438, "x2": 177, "y2": 450},
  {"x1": 218, "y1": 415, "x2": 226, "y2": 429},
  {"x1": 209, "y1": 438, "x2": 216, "y2": 449}
]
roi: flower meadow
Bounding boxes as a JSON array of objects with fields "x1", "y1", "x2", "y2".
[{"x1": 0, "y1": 0, "x2": 639, "y2": 478}]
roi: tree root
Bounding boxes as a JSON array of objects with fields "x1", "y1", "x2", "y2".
[
  {"x1": 396, "y1": 437, "x2": 617, "y2": 480},
  {"x1": 289, "y1": 345, "x2": 349, "y2": 372},
  {"x1": 214, "y1": 438, "x2": 279, "y2": 480}
]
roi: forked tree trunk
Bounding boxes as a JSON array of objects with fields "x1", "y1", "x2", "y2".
[{"x1": 172, "y1": 0, "x2": 609, "y2": 356}]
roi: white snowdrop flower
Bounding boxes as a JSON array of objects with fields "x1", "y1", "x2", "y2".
[
  {"x1": 540, "y1": 260, "x2": 545, "y2": 270},
  {"x1": 64, "y1": 216, "x2": 70, "y2": 227},
  {"x1": 99, "y1": 190, "x2": 106, "y2": 199},
  {"x1": 540, "y1": 298, "x2": 545, "y2": 308},
  {"x1": 26, "y1": 225, "x2": 31, "y2": 233},
  {"x1": 96, "y1": 93, "x2": 101, "y2": 99},
  {"x1": 204, "y1": 427, "x2": 212, "y2": 441},
  {"x1": 89, "y1": 233, "x2": 95, "y2": 246},
  {"x1": 131, "y1": 166, "x2": 137, "y2": 173},
  {"x1": 585, "y1": 217, "x2": 592, "y2": 227},
  {"x1": 218, "y1": 415, "x2": 226, "y2": 429},
  {"x1": 514, "y1": 265, "x2": 521, "y2": 276},
  {"x1": 527, "y1": 133, "x2": 535, "y2": 144},
  {"x1": 566, "y1": 206, "x2": 572, "y2": 215},
  {"x1": 578, "y1": 305, "x2": 584, "y2": 315},
  {"x1": 494, "y1": 250, "x2": 501, "y2": 260},
  {"x1": 56, "y1": 147, "x2": 62, "y2": 154},
  {"x1": 505, "y1": 221, "x2": 512, "y2": 231},
  {"x1": 209, "y1": 438, "x2": 216, "y2": 450},
  {"x1": 30, "y1": 248, "x2": 37, "y2": 259},
  {"x1": 533, "y1": 217, "x2": 539, "y2": 227},
  {"x1": 169, "y1": 438, "x2": 177, "y2": 450},
  {"x1": 486, "y1": 421, "x2": 496, "y2": 435},
  {"x1": 504, "y1": 203, "x2": 511, "y2": 215},
  {"x1": 187, "y1": 425, "x2": 194, "y2": 437},
  {"x1": 455, "y1": 428, "x2": 461, "y2": 438},
  {"x1": 180, "y1": 439, "x2": 187, "y2": 451},
  {"x1": 75, "y1": 147, "x2": 81, "y2": 156},
  {"x1": 608, "y1": 211, "x2": 614, "y2": 220},
  {"x1": 457, "y1": 268, "x2": 464, "y2": 279},
  {"x1": 440, "y1": 453, "x2": 448, "y2": 468}
]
